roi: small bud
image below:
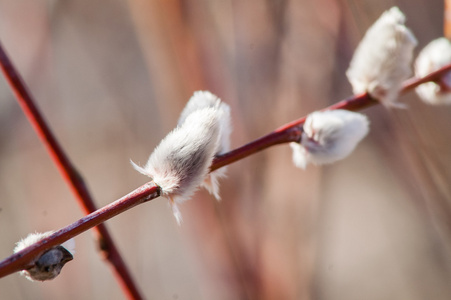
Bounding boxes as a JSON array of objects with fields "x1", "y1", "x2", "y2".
[
  {"x1": 132, "y1": 94, "x2": 227, "y2": 224},
  {"x1": 346, "y1": 7, "x2": 417, "y2": 108},
  {"x1": 178, "y1": 91, "x2": 232, "y2": 200},
  {"x1": 14, "y1": 232, "x2": 75, "y2": 281},
  {"x1": 290, "y1": 110, "x2": 369, "y2": 169},
  {"x1": 415, "y1": 37, "x2": 451, "y2": 105}
]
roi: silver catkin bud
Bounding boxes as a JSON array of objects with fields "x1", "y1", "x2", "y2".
[{"x1": 14, "y1": 231, "x2": 75, "y2": 282}]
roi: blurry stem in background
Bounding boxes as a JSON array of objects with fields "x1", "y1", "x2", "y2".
[
  {"x1": 0, "y1": 38, "x2": 451, "y2": 289},
  {"x1": 445, "y1": 0, "x2": 451, "y2": 39},
  {"x1": 0, "y1": 42, "x2": 144, "y2": 300}
]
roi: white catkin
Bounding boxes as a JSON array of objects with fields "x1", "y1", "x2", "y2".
[
  {"x1": 14, "y1": 232, "x2": 74, "y2": 281},
  {"x1": 291, "y1": 110, "x2": 369, "y2": 169},
  {"x1": 415, "y1": 37, "x2": 451, "y2": 105},
  {"x1": 132, "y1": 103, "x2": 223, "y2": 224},
  {"x1": 178, "y1": 91, "x2": 231, "y2": 200},
  {"x1": 346, "y1": 6, "x2": 417, "y2": 108}
]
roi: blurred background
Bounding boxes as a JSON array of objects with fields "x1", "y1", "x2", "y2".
[{"x1": 0, "y1": 0, "x2": 450, "y2": 299}]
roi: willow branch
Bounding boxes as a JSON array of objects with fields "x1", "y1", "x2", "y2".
[
  {"x1": 1, "y1": 53, "x2": 450, "y2": 282},
  {"x1": 0, "y1": 41, "x2": 144, "y2": 299},
  {"x1": 0, "y1": 182, "x2": 160, "y2": 279},
  {"x1": 212, "y1": 63, "x2": 451, "y2": 170}
]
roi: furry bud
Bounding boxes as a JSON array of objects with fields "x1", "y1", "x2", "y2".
[
  {"x1": 14, "y1": 231, "x2": 75, "y2": 281},
  {"x1": 415, "y1": 37, "x2": 451, "y2": 105},
  {"x1": 346, "y1": 7, "x2": 417, "y2": 108},
  {"x1": 290, "y1": 110, "x2": 369, "y2": 169},
  {"x1": 178, "y1": 91, "x2": 231, "y2": 200},
  {"x1": 132, "y1": 92, "x2": 229, "y2": 224}
]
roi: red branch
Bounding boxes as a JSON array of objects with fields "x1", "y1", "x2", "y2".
[
  {"x1": 0, "y1": 40, "x2": 451, "y2": 293},
  {"x1": 212, "y1": 63, "x2": 451, "y2": 170},
  {"x1": 0, "y1": 182, "x2": 160, "y2": 279},
  {"x1": 0, "y1": 42, "x2": 145, "y2": 299}
]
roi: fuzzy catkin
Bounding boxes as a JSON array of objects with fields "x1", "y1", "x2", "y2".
[
  {"x1": 346, "y1": 7, "x2": 417, "y2": 108},
  {"x1": 132, "y1": 103, "x2": 225, "y2": 224},
  {"x1": 178, "y1": 91, "x2": 231, "y2": 200},
  {"x1": 132, "y1": 91, "x2": 232, "y2": 224},
  {"x1": 133, "y1": 108, "x2": 221, "y2": 200},
  {"x1": 291, "y1": 110, "x2": 369, "y2": 169},
  {"x1": 415, "y1": 37, "x2": 451, "y2": 105},
  {"x1": 14, "y1": 232, "x2": 74, "y2": 281}
]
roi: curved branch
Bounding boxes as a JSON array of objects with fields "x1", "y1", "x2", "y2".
[
  {"x1": 0, "y1": 182, "x2": 160, "y2": 278},
  {"x1": 0, "y1": 50, "x2": 450, "y2": 283}
]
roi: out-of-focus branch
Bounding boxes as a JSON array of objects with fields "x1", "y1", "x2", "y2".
[
  {"x1": 0, "y1": 41, "x2": 145, "y2": 300},
  {"x1": 0, "y1": 40, "x2": 450, "y2": 287},
  {"x1": 445, "y1": 0, "x2": 451, "y2": 39}
]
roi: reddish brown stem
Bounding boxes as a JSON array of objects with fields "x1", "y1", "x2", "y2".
[
  {"x1": 211, "y1": 94, "x2": 373, "y2": 171},
  {"x1": 0, "y1": 182, "x2": 159, "y2": 279},
  {"x1": 0, "y1": 42, "x2": 144, "y2": 299},
  {"x1": 402, "y1": 64, "x2": 451, "y2": 90},
  {"x1": 1, "y1": 42, "x2": 451, "y2": 288},
  {"x1": 211, "y1": 126, "x2": 303, "y2": 171},
  {"x1": 213, "y1": 63, "x2": 451, "y2": 170}
]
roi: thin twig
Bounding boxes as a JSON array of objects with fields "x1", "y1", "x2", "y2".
[
  {"x1": 0, "y1": 42, "x2": 145, "y2": 300},
  {"x1": 0, "y1": 182, "x2": 160, "y2": 279},
  {"x1": 213, "y1": 63, "x2": 451, "y2": 170},
  {"x1": 0, "y1": 51, "x2": 450, "y2": 284}
]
